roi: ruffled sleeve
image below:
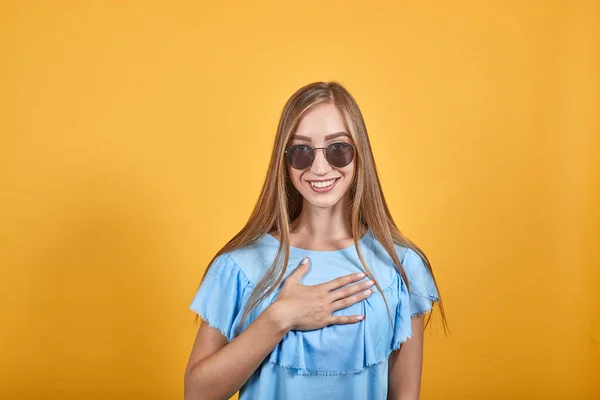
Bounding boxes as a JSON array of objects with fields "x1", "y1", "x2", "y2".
[
  {"x1": 189, "y1": 253, "x2": 254, "y2": 341},
  {"x1": 401, "y1": 247, "x2": 439, "y2": 317}
]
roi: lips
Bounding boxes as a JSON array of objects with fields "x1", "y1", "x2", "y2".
[
  {"x1": 309, "y1": 178, "x2": 337, "y2": 188},
  {"x1": 307, "y1": 178, "x2": 340, "y2": 193}
]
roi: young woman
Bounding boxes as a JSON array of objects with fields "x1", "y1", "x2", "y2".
[{"x1": 184, "y1": 81, "x2": 446, "y2": 400}]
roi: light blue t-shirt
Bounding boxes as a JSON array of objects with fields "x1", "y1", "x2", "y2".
[{"x1": 189, "y1": 228, "x2": 439, "y2": 400}]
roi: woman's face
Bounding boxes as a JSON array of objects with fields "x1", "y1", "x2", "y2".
[{"x1": 286, "y1": 103, "x2": 356, "y2": 209}]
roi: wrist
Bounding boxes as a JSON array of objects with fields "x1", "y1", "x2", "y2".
[{"x1": 265, "y1": 301, "x2": 292, "y2": 335}]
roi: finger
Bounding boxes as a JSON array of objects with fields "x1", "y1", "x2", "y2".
[
  {"x1": 327, "y1": 315, "x2": 365, "y2": 325},
  {"x1": 331, "y1": 288, "x2": 373, "y2": 311},
  {"x1": 329, "y1": 279, "x2": 375, "y2": 302},
  {"x1": 288, "y1": 257, "x2": 310, "y2": 282},
  {"x1": 319, "y1": 271, "x2": 366, "y2": 292}
]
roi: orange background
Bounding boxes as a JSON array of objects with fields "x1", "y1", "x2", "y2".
[{"x1": 1, "y1": 1, "x2": 598, "y2": 399}]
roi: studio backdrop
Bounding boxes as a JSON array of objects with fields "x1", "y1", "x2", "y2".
[{"x1": 1, "y1": 1, "x2": 598, "y2": 399}]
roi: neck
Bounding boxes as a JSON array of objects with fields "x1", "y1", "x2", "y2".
[{"x1": 291, "y1": 195, "x2": 356, "y2": 240}]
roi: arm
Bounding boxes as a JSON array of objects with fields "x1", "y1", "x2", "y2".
[
  {"x1": 387, "y1": 315, "x2": 425, "y2": 400},
  {"x1": 184, "y1": 302, "x2": 290, "y2": 400},
  {"x1": 184, "y1": 258, "x2": 374, "y2": 400}
]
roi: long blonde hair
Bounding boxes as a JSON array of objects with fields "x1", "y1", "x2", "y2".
[{"x1": 195, "y1": 81, "x2": 447, "y2": 334}]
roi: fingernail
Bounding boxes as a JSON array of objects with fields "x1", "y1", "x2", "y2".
[
  {"x1": 356, "y1": 272, "x2": 366, "y2": 278},
  {"x1": 364, "y1": 289, "x2": 372, "y2": 297},
  {"x1": 301, "y1": 257, "x2": 309, "y2": 264},
  {"x1": 366, "y1": 280, "x2": 375, "y2": 287},
  {"x1": 356, "y1": 315, "x2": 365, "y2": 321}
]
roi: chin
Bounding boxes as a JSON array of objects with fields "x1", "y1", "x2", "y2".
[
  {"x1": 306, "y1": 196, "x2": 341, "y2": 208},
  {"x1": 300, "y1": 189, "x2": 349, "y2": 208}
]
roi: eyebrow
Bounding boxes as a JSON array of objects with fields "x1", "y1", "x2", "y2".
[{"x1": 291, "y1": 132, "x2": 350, "y2": 142}]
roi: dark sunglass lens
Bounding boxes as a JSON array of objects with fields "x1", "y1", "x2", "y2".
[
  {"x1": 286, "y1": 145, "x2": 314, "y2": 169},
  {"x1": 326, "y1": 142, "x2": 354, "y2": 168}
]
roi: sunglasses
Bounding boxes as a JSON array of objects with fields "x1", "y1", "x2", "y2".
[{"x1": 285, "y1": 142, "x2": 356, "y2": 170}]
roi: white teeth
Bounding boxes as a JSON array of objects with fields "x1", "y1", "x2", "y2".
[{"x1": 310, "y1": 179, "x2": 336, "y2": 188}]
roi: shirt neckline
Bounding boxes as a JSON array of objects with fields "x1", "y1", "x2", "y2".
[{"x1": 263, "y1": 227, "x2": 373, "y2": 254}]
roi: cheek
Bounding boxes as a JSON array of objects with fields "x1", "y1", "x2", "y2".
[
  {"x1": 342, "y1": 162, "x2": 356, "y2": 180},
  {"x1": 338, "y1": 164, "x2": 356, "y2": 192},
  {"x1": 287, "y1": 167, "x2": 303, "y2": 188}
]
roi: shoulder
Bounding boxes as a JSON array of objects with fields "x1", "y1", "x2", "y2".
[
  {"x1": 365, "y1": 236, "x2": 431, "y2": 287},
  {"x1": 394, "y1": 245, "x2": 422, "y2": 271},
  {"x1": 359, "y1": 234, "x2": 410, "y2": 290},
  {"x1": 392, "y1": 244, "x2": 430, "y2": 282},
  {"x1": 362, "y1": 231, "x2": 414, "y2": 265},
  {"x1": 201, "y1": 252, "x2": 251, "y2": 289},
  {"x1": 211, "y1": 235, "x2": 277, "y2": 285},
  {"x1": 394, "y1": 244, "x2": 439, "y2": 306}
]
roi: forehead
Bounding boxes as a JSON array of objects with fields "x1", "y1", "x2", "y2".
[{"x1": 293, "y1": 103, "x2": 347, "y2": 141}]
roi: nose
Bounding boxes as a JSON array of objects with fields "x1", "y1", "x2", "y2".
[{"x1": 310, "y1": 148, "x2": 332, "y2": 175}]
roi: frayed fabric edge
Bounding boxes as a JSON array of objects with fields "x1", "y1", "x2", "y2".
[
  {"x1": 267, "y1": 332, "x2": 413, "y2": 376},
  {"x1": 267, "y1": 361, "x2": 370, "y2": 376},
  {"x1": 410, "y1": 308, "x2": 433, "y2": 318},
  {"x1": 189, "y1": 313, "x2": 416, "y2": 377},
  {"x1": 191, "y1": 306, "x2": 415, "y2": 377},
  {"x1": 189, "y1": 304, "x2": 419, "y2": 377},
  {"x1": 410, "y1": 296, "x2": 439, "y2": 318},
  {"x1": 189, "y1": 306, "x2": 233, "y2": 342},
  {"x1": 390, "y1": 332, "x2": 413, "y2": 352}
]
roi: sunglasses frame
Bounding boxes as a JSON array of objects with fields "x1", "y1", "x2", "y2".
[{"x1": 284, "y1": 141, "x2": 356, "y2": 170}]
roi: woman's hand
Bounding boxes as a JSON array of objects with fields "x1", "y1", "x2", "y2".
[{"x1": 270, "y1": 257, "x2": 375, "y2": 331}]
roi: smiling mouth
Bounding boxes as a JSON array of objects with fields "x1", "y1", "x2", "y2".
[{"x1": 307, "y1": 178, "x2": 340, "y2": 189}]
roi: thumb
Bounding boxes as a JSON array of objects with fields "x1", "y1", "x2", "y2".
[{"x1": 290, "y1": 257, "x2": 310, "y2": 282}]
